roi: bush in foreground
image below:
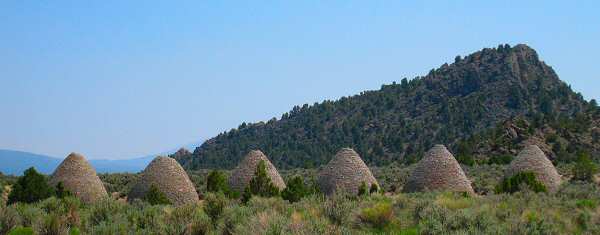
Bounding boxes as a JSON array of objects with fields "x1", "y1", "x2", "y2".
[
  {"x1": 143, "y1": 185, "x2": 171, "y2": 205},
  {"x1": 323, "y1": 191, "x2": 355, "y2": 226},
  {"x1": 359, "y1": 201, "x2": 394, "y2": 229},
  {"x1": 281, "y1": 176, "x2": 311, "y2": 203},
  {"x1": 8, "y1": 168, "x2": 55, "y2": 204},
  {"x1": 206, "y1": 170, "x2": 229, "y2": 193},
  {"x1": 495, "y1": 172, "x2": 547, "y2": 194},
  {"x1": 7, "y1": 227, "x2": 34, "y2": 235},
  {"x1": 0, "y1": 185, "x2": 599, "y2": 234},
  {"x1": 241, "y1": 160, "x2": 280, "y2": 203},
  {"x1": 204, "y1": 193, "x2": 226, "y2": 225}
]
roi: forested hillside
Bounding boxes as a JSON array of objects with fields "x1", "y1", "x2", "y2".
[{"x1": 176, "y1": 44, "x2": 600, "y2": 170}]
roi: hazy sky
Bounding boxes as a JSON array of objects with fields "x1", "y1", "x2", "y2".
[{"x1": 1, "y1": 1, "x2": 599, "y2": 159}]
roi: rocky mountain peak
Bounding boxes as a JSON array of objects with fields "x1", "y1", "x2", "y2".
[{"x1": 177, "y1": 44, "x2": 597, "y2": 170}]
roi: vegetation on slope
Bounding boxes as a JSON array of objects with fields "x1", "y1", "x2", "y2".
[{"x1": 176, "y1": 44, "x2": 600, "y2": 170}]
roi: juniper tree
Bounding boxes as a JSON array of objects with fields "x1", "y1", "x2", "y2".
[
  {"x1": 241, "y1": 160, "x2": 280, "y2": 203},
  {"x1": 55, "y1": 181, "x2": 72, "y2": 199},
  {"x1": 8, "y1": 167, "x2": 55, "y2": 204},
  {"x1": 247, "y1": 160, "x2": 280, "y2": 197},
  {"x1": 206, "y1": 170, "x2": 228, "y2": 193},
  {"x1": 572, "y1": 152, "x2": 598, "y2": 182},
  {"x1": 281, "y1": 176, "x2": 309, "y2": 203},
  {"x1": 144, "y1": 184, "x2": 171, "y2": 205}
]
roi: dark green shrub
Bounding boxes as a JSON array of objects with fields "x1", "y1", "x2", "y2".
[
  {"x1": 281, "y1": 176, "x2": 309, "y2": 203},
  {"x1": 243, "y1": 160, "x2": 280, "y2": 203},
  {"x1": 143, "y1": 185, "x2": 171, "y2": 205},
  {"x1": 241, "y1": 186, "x2": 252, "y2": 204},
  {"x1": 206, "y1": 170, "x2": 238, "y2": 199},
  {"x1": 225, "y1": 190, "x2": 240, "y2": 200},
  {"x1": 576, "y1": 199, "x2": 598, "y2": 209},
  {"x1": 495, "y1": 172, "x2": 547, "y2": 194},
  {"x1": 203, "y1": 193, "x2": 226, "y2": 225},
  {"x1": 206, "y1": 170, "x2": 228, "y2": 193},
  {"x1": 576, "y1": 211, "x2": 592, "y2": 230},
  {"x1": 55, "y1": 182, "x2": 72, "y2": 199},
  {"x1": 487, "y1": 155, "x2": 514, "y2": 165},
  {"x1": 8, "y1": 227, "x2": 34, "y2": 235},
  {"x1": 358, "y1": 182, "x2": 368, "y2": 196},
  {"x1": 545, "y1": 134, "x2": 558, "y2": 143},
  {"x1": 369, "y1": 183, "x2": 380, "y2": 194},
  {"x1": 69, "y1": 228, "x2": 81, "y2": 235},
  {"x1": 359, "y1": 201, "x2": 393, "y2": 229},
  {"x1": 455, "y1": 140, "x2": 475, "y2": 166},
  {"x1": 397, "y1": 227, "x2": 419, "y2": 235},
  {"x1": 572, "y1": 152, "x2": 598, "y2": 182},
  {"x1": 308, "y1": 177, "x2": 321, "y2": 195},
  {"x1": 8, "y1": 167, "x2": 55, "y2": 204},
  {"x1": 456, "y1": 154, "x2": 475, "y2": 166}
]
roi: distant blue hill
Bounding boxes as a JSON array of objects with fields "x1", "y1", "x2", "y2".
[
  {"x1": 0, "y1": 141, "x2": 201, "y2": 175},
  {"x1": 89, "y1": 156, "x2": 155, "y2": 174},
  {"x1": 0, "y1": 150, "x2": 62, "y2": 175}
]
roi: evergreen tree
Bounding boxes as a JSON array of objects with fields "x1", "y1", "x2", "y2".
[
  {"x1": 540, "y1": 94, "x2": 554, "y2": 115},
  {"x1": 495, "y1": 172, "x2": 547, "y2": 194},
  {"x1": 400, "y1": 78, "x2": 409, "y2": 88},
  {"x1": 55, "y1": 181, "x2": 72, "y2": 199},
  {"x1": 207, "y1": 170, "x2": 238, "y2": 198},
  {"x1": 358, "y1": 182, "x2": 369, "y2": 196},
  {"x1": 144, "y1": 184, "x2": 171, "y2": 205},
  {"x1": 241, "y1": 186, "x2": 252, "y2": 204},
  {"x1": 455, "y1": 140, "x2": 475, "y2": 166},
  {"x1": 248, "y1": 160, "x2": 280, "y2": 197},
  {"x1": 206, "y1": 170, "x2": 228, "y2": 193},
  {"x1": 8, "y1": 167, "x2": 55, "y2": 204},
  {"x1": 590, "y1": 99, "x2": 598, "y2": 107},
  {"x1": 369, "y1": 183, "x2": 380, "y2": 194},
  {"x1": 487, "y1": 154, "x2": 513, "y2": 165},
  {"x1": 243, "y1": 160, "x2": 280, "y2": 203},
  {"x1": 281, "y1": 176, "x2": 309, "y2": 203},
  {"x1": 572, "y1": 152, "x2": 599, "y2": 182},
  {"x1": 204, "y1": 193, "x2": 226, "y2": 226}
]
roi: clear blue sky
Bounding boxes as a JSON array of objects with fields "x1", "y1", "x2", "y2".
[{"x1": 1, "y1": 1, "x2": 599, "y2": 159}]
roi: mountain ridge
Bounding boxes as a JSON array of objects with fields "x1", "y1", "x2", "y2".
[
  {"x1": 0, "y1": 144, "x2": 199, "y2": 175},
  {"x1": 0, "y1": 149, "x2": 155, "y2": 175},
  {"x1": 176, "y1": 44, "x2": 599, "y2": 170}
]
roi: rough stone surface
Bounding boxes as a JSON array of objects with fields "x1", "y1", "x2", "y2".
[
  {"x1": 318, "y1": 148, "x2": 379, "y2": 196},
  {"x1": 403, "y1": 145, "x2": 474, "y2": 194},
  {"x1": 49, "y1": 153, "x2": 108, "y2": 203},
  {"x1": 129, "y1": 156, "x2": 199, "y2": 206},
  {"x1": 507, "y1": 145, "x2": 562, "y2": 192},
  {"x1": 228, "y1": 150, "x2": 286, "y2": 193}
]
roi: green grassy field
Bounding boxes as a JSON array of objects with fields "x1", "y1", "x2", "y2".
[{"x1": 1, "y1": 163, "x2": 599, "y2": 234}]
